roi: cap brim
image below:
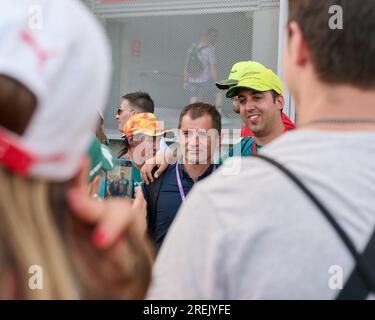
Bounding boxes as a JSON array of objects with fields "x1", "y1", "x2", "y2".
[
  {"x1": 215, "y1": 79, "x2": 238, "y2": 90},
  {"x1": 226, "y1": 84, "x2": 270, "y2": 98},
  {"x1": 142, "y1": 129, "x2": 172, "y2": 137}
]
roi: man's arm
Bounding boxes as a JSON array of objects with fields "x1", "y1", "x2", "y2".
[
  {"x1": 207, "y1": 47, "x2": 217, "y2": 81},
  {"x1": 209, "y1": 63, "x2": 217, "y2": 83},
  {"x1": 141, "y1": 150, "x2": 177, "y2": 184},
  {"x1": 219, "y1": 138, "x2": 245, "y2": 164},
  {"x1": 183, "y1": 49, "x2": 191, "y2": 90}
]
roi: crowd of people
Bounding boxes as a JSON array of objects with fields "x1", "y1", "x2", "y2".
[{"x1": 1, "y1": 0, "x2": 375, "y2": 300}]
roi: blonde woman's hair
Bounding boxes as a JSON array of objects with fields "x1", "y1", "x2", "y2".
[
  {"x1": 0, "y1": 168, "x2": 76, "y2": 299},
  {"x1": 0, "y1": 75, "x2": 153, "y2": 299},
  {"x1": 0, "y1": 166, "x2": 153, "y2": 299}
]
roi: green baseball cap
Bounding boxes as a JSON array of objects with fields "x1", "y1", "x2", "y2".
[
  {"x1": 215, "y1": 60, "x2": 266, "y2": 90},
  {"x1": 226, "y1": 64, "x2": 284, "y2": 98},
  {"x1": 87, "y1": 136, "x2": 115, "y2": 182}
]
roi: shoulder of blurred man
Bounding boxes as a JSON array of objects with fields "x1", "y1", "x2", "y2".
[
  {"x1": 219, "y1": 136, "x2": 256, "y2": 164},
  {"x1": 148, "y1": 130, "x2": 375, "y2": 299}
]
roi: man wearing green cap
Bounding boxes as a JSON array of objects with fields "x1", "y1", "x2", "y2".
[
  {"x1": 216, "y1": 60, "x2": 295, "y2": 138},
  {"x1": 219, "y1": 63, "x2": 287, "y2": 162},
  {"x1": 140, "y1": 62, "x2": 291, "y2": 182}
]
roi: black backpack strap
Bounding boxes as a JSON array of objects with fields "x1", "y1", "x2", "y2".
[
  {"x1": 252, "y1": 154, "x2": 375, "y2": 299},
  {"x1": 144, "y1": 168, "x2": 164, "y2": 241},
  {"x1": 337, "y1": 231, "x2": 375, "y2": 299}
]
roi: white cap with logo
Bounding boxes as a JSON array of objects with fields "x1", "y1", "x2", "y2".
[{"x1": 0, "y1": 0, "x2": 112, "y2": 181}]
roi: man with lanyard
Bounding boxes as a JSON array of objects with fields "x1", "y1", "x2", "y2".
[
  {"x1": 215, "y1": 60, "x2": 295, "y2": 138},
  {"x1": 142, "y1": 102, "x2": 221, "y2": 252},
  {"x1": 219, "y1": 63, "x2": 287, "y2": 163}
]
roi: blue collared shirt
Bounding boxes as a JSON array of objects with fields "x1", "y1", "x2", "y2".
[{"x1": 142, "y1": 163, "x2": 217, "y2": 251}]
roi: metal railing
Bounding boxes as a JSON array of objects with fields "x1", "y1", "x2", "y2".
[{"x1": 85, "y1": 0, "x2": 279, "y2": 18}]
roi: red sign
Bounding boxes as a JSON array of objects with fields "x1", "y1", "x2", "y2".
[{"x1": 131, "y1": 40, "x2": 141, "y2": 57}]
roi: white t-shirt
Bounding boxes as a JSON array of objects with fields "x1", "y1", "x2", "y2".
[{"x1": 147, "y1": 130, "x2": 375, "y2": 299}]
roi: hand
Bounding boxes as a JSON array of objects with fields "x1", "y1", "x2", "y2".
[
  {"x1": 67, "y1": 187, "x2": 147, "y2": 249},
  {"x1": 140, "y1": 151, "x2": 175, "y2": 185}
]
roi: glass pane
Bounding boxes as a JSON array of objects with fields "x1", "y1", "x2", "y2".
[{"x1": 85, "y1": 1, "x2": 280, "y2": 147}]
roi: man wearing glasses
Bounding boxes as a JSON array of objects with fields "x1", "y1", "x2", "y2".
[{"x1": 115, "y1": 91, "x2": 170, "y2": 153}]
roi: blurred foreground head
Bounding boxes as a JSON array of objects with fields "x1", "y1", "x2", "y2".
[
  {"x1": 0, "y1": 0, "x2": 152, "y2": 299},
  {"x1": 285, "y1": 0, "x2": 375, "y2": 104}
]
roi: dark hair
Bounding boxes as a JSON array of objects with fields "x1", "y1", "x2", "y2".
[
  {"x1": 119, "y1": 137, "x2": 130, "y2": 158},
  {"x1": 178, "y1": 102, "x2": 221, "y2": 134},
  {"x1": 205, "y1": 28, "x2": 218, "y2": 45},
  {"x1": 288, "y1": 0, "x2": 375, "y2": 89},
  {"x1": 0, "y1": 75, "x2": 36, "y2": 135},
  {"x1": 0, "y1": 75, "x2": 153, "y2": 299},
  {"x1": 271, "y1": 90, "x2": 280, "y2": 103},
  {"x1": 122, "y1": 92, "x2": 154, "y2": 113},
  {"x1": 206, "y1": 28, "x2": 218, "y2": 37},
  {"x1": 95, "y1": 116, "x2": 109, "y2": 145}
]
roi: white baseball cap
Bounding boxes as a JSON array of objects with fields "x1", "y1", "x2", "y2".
[{"x1": 0, "y1": 0, "x2": 112, "y2": 181}]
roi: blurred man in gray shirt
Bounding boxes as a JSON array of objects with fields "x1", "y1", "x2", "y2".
[{"x1": 148, "y1": 0, "x2": 375, "y2": 299}]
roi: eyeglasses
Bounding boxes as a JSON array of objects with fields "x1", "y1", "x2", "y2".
[{"x1": 117, "y1": 106, "x2": 136, "y2": 116}]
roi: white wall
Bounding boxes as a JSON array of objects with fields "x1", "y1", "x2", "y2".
[{"x1": 251, "y1": 8, "x2": 279, "y2": 72}]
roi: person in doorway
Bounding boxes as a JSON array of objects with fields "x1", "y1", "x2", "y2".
[{"x1": 184, "y1": 28, "x2": 223, "y2": 113}]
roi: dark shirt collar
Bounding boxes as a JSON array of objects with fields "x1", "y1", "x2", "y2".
[{"x1": 178, "y1": 163, "x2": 216, "y2": 182}]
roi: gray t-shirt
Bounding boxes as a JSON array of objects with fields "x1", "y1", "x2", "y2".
[
  {"x1": 188, "y1": 44, "x2": 216, "y2": 84},
  {"x1": 147, "y1": 130, "x2": 375, "y2": 299}
]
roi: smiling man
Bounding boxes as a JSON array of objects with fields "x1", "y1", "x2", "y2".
[
  {"x1": 220, "y1": 64, "x2": 285, "y2": 162},
  {"x1": 216, "y1": 60, "x2": 295, "y2": 137}
]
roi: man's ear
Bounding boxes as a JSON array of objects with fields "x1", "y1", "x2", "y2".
[
  {"x1": 276, "y1": 95, "x2": 285, "y2": 111},
  {"x1": 288, "y1": 21, "x2": 310, "y2": 67}
]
